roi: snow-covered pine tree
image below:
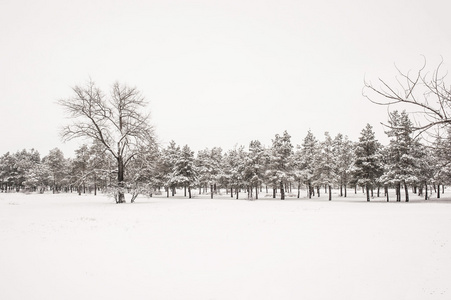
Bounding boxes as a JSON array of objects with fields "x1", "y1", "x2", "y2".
[
  {"x1": 299, "y1": 130, "x2": 319, "y2": 198},
  {"x1": 384, "y1": 111, "x2": 417, "y2": 202},
  {"x1": 316, "y1": 132, "x2": 338, "y2": 200},
  {"x1": 266, "y1": 131, "x2": 293, "y2": 200},
  {"x1": 243, "y1": 140, "x2": 265, "y2": 199},
  {"x1": 42, "y1": 148, "x2": 66, "y2": 194},
  {"x1": 333, "y1": 133, "x2": 355, "y2": 197},
  {"x1": 354, "y1": 124, "x2": 383, "y2": 202},
  {"x1": 195, "y1": 148, "x2": 223, "y2": 198},
  {"x1": 161, "y1": 141, "x2": 181, "y2": 197},
  {"x1": 171, "y1": 145, "x2": 198, "y2": 198},
  {"x1": 413, "y1": 142, "x2": 434, "y2": 200},
  {"x1": 224, "y1": 146, "x2": 246, "y2": 199}
]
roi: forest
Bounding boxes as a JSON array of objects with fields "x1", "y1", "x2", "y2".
[{"x1": 0, "y1": 111, "x2": 448, "y2": 203}]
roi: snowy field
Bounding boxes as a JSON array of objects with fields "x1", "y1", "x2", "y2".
[{"x1": 1, "y1": 191, "x2": 451, "y2": 300}]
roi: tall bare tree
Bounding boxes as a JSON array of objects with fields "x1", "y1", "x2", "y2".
[
  {"x1": 59, "y1": 80, "x2": 155, "y2": 203},
  {"x1": 363, "y1": 57, "x2": 451, "y2": 139}
]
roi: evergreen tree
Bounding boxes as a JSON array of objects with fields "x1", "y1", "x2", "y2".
[
  {"x1": 354, "y1": 124, "x2": 382, "y2": 202},
  {"x1": 161, "y1": 141, "x2": 181, "y2": 197},
  {"x1": 333, "y1": 134, "x2": 354, "y2": 197},
  {"x1": 42, "y1": 148, "x2": 66, "y2": 194},
  {"x1": 384, "y1": 111, "x2": 417, "y2": 202},
  {"x1": 299, "y1": 130, "x2": 319, "y2": 198},
  {"x1": 243, "y1": 140, "x2": 265, "y2": 199},
  {"x1": 266, "y1": 131, "x2": 293, "y2": 200},
  {"x1": 171, "y1": 145, "x2": 198, "y2": 198},
  {"x1": 316, "y1": 132, "x2": 337, "y2": 200}
]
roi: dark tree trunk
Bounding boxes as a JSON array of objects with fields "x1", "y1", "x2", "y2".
[
  {"x1": 366, "y1": 185, "x2": 370, "y2": 202},
  {"x1": 255, "y1": 186, "x2": 258, "y2": 200},
  {"x1": 404, "y1": 182, "x2": 409, "y2": 202},
  {"x1": 273, "y1": 187, "x2": 276, "y2": 199},
  {"x1": 280, "y1": 181, "x2": 285, "y2": 200},
  {"x1": 317, "y1": 186, "x2": 320, "y2": 197},
  {"x1": 211, "y1": 184, "x2": 214, "y2": 199},
  {"x1": 297, "y1": 180, "x2": 301, "y2": 198},
  {"x1": 437, "y1": 184, "x2": 441, "y2": 199},
  {"x1": 94, "y1": 174, "x2": 97, "y2": 196},
  {"x1": 328, "y1": 185, "x2": 332, "y2": 201},
  {"x1": 188, "y1": 186, "x2": 192, "y2": 199},
  {"x1": 344, "y1": 184, "x2": 347, "y2": 198},
  {"x1": 309, "y1": 183, "x2": 312, "y2": 199},
  {"x1": 377, "y1": 186, "x2": 380, "y2": 198},
  {"x1": 184, "y1": 186, "x2": 187, "y2": 197},
  {"x1": 340, "y1": 184, "x2": 343, "y2": 197},
  {"x1": 386, "y1": 185, "x2": 389, "y2": 202},
  {"x1": 117, "y1": 157, "x2": 125, "y2": 203}
]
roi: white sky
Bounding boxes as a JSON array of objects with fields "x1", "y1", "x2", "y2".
[{"x1": 1, "y1": 0, "x2": 451, "y2": 157}]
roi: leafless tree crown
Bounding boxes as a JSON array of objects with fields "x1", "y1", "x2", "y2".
[
  {"x1": 58, "y1": 80, "x2": 155, "y2": 167},
  {"x1": 363, "y1": 57, "x2": 451, "y2": 139}
]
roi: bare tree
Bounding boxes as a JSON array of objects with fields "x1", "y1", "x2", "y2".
[
  {"x1": 59, "y1": 80, "x2": 156, "y2": 203},
  {"x1": 363, "y1": 57, "x2": 451, "y2": 139}
]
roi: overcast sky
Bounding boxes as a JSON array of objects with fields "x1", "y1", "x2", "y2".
[{"x1": 1, "y1": 0, "x2": 451, "y2": 157}]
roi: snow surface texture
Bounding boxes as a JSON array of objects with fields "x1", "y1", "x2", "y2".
[{"x1": 1, "y1": 192, "x2": 450, "y2": 300}]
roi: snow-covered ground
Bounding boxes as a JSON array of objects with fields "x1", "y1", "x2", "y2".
[{"x1": 1, "y1": 191, "x2": 450, "y2": 300}]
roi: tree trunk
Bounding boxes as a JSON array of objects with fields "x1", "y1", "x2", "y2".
[
  {"x1": 94, "y1": 174, "x2": 97, "y2": 196},
  {"x1": 328, "y1": 185, "x2": 332, "y2": 201},
  {"x1": 309, "y1": 183, "x2": 312, "y2": 199},
  {"x1": 317, "y1": 186, "x2": 320, "y2": 197},
  {"x1": 184, "y1": 186, "x2": 187, "y2": 197},
  {"x1": 340, "y1": 184, "x2": 343, "y2": 197},
  {"x1": 344, "y1": 184, "x2": 347, "y2": 198},
  {"x1": 280, "y1": 181, "x2": 285, "y2": 200},
  {"x1": 117, "y1": 157, "x2": 126, "y2": 203},
  {"x1": 437, "y1": 183, "x2": 441, "y2": 199},
  {"x1": 404, "y1": 182, "x2": 409, "y2": 202},
  {"x1": 236, "y1": 187, "x2": 239, "y2": 199},
  {"x1": 297, "y1": 180, "x2": 301, "y2": 198},
  {"x1": 386, "y1": 185, "x2": 389, "y2": 202},
  {"x1": 211, "y1": 184, "x2": 214, "y2": 199},
  {"x1": 188, "y1": 186, "x2": 191, "y2": 199},
  {"x1": 273, "y1": 187, "x2": 276, "y2": 199},
  {"x1": 366, "y1": 185, "x2": 370, "y2": 202},
  {"x1": 255, "y1": 186, "x2": 258, "y2": 200}
]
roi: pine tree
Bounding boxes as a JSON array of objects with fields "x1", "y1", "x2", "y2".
[
  {"x1": 316, "y1": 132, "x2": 337, "y2": 200},
  {"x1": 354, "y1": 124, "x2": 383, "y2": 202},
  {"x1": 43, "y1": 148, "x2": 66, "y2": 194},
  {"x1": 384, "y1": 111, "x2": 417, "y2": 202},
  {"x1": 224, "y1": 146, "x2": 246, "y2": 199},
  {"x1": 299, "y1": 130, "x2": 319, "y2": 198},
  {"x1": 266, "y1": 131, "x2": 293, "y2": 200},
  {"x1": 333, "y1": 134, "x2": 355, "y2": 197},
  {"x1": 243, "y1": 140, "x2": 265, "y2": 199},
  {"x1": 171, "y1": 145, "x2": 198, "y2": 198}
]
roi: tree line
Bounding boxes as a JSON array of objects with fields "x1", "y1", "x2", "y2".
[{"x1": 1, "y1": 110, "x2": 449, "y2": 202}]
